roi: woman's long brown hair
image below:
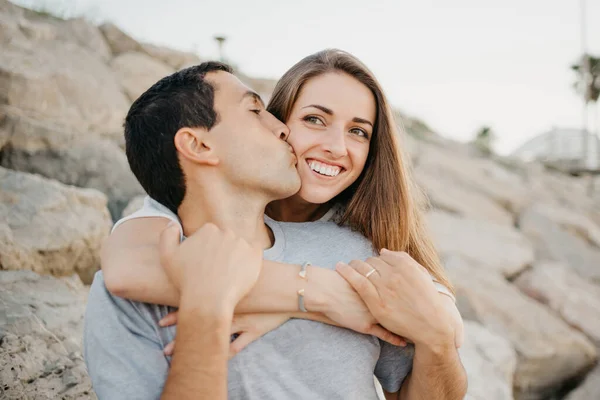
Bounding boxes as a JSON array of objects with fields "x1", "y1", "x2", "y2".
[{"x1": 267, "y1": 49, "x2": 453, "y2": 294}]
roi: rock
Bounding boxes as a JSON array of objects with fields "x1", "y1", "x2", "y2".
[
  {"x1": 514, "y1": 262, "x2": 600, "y2": 345},
  {"x1": 0, "y1": 37, "x2": 130, "y2": 141},
  {"x1": 1, "y1": 135, "x2": 144, "y2": 219},
  {"x1": 59, "y1": 17, "x2": 112, "y2": 62},
  {"x1": 523, "y1": 203, "x2": 600, "y2": 248},
  {"x1": 0, "y1": 167, "x2": 112, "y2": 283},
  {"x1": 460, "y1": 320, "x2": 517, "y2": 400},
  {"x1": 428, "y1": 210, "x2": 535, "y2": 277},
  {"x1": 565, "y1": 364, "x2": 600, "y2": 400},
  {"x1": 445, "y1": 256, "x2": 597, "y2": 399},
  {"x1": 121, "y1": 195, "x2": 145, "y2": 218},
  {"x1": 110, "y1": 51, "x2": 174, "y2": 101},
  {"x1": 416, "y1": 142, "x2": 532, "y2": 214},
  {"x1": 415, "y1": 168, "x2": 514, "y2": 226},
  {"x1": 518, "y1": 204, "x2": 600, "y2": 283},
  {"x1": 0, "y1": 270, "x2": 96, "y2": 399},
  {"x1": 141, "y1": 43, "x2": 201, "y2": 70},
  {"x1": 99, "y1": 22, "x2": 142, "y2": 56}
]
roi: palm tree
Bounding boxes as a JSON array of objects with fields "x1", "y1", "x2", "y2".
[
  {"x1": 572, "y1": 54, "x2": 600, "y2": 171},
  {"x1": 572, "y1": 54, "x2": 600, "y2": 104}
]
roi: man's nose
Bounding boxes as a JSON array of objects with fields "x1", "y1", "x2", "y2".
[{"x1": 275, "y1": 121, "x2": 290, "y2": 141}]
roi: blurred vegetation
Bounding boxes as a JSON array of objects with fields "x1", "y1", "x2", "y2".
[{"x1": 471, "y1": 126, "x2": 496, "y2": 156}]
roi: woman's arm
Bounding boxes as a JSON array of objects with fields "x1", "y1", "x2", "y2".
[{"x1": 102, "y1": 217, "x2": 364, "y2": 317}]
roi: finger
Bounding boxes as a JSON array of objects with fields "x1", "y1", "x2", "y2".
[
  {"x1": 348, "y1": 259, "x2": 383, "y2": 285},
  {"x1": 163, "y1": 340, "x2": 175, "y2": 356},
  {"x1": 336, "y1": 262, "x2": 380, "y2": 304},
  {"x1": 158, "y1": 221, "x2": 181, "y2": 268},
  {"x1": 364, "y1": 256, "x2": 394, "y2": 279},
  {"x1": 368, "y1": 325, "x2": 407, "y2": 347},
  {"x1": 158, "y1": 311, "x2": 178, "y2": 327},
  {"x1": 229, "y1": 332, "x2": 256, "y2": 359}
]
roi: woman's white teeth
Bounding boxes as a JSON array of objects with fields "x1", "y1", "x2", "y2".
[{"x1": 309, "y1": 160, "x2": 341, "y2": 177}]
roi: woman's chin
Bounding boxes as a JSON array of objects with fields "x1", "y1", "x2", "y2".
[{"x1": 297, "y1": 186, "x2": 343, "y2": 205}]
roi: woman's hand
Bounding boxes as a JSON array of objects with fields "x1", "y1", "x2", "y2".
[
  {"x1": 159, "y1": 312, "x2": 291, "y2": 358},
  {"x1": 306, "y1": 267, "x2": 406, "y2": 346},
  {"x1": 336, "y1": 249, "x2": 459, "y2": 351}
]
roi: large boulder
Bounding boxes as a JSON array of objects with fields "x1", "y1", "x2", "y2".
[
  {"x1": 0, "y1": 25, "x2": 130, "y2": 142},
  {"x1": 427, "y1": 210, "x2": 535, "y2": 278},
  {"x1": 0, "y1": 168, "x2": 112, "y2": 284},
  {"x1": 518, "y1": 204, "x2": 600, "y2": 283},
  {"x1": 460, "y1": 321, "x2": 517, "y2": 400},
  {"x1": 98, "y1": 22, "x2": 142, "y2": 56},
  {"x1": 0, "y1": 270, "x2": 95, "y2": 399},
  {"x1": 445, "y1": 256, "x2": 597, "y2": 399},
  {"x1": 416, "y1": 142, "x2": 532, "y2": 214},
  {"x1": 110, "y1": 51, "x2": 174, "y2": 101},
  {"x1": 415, "y1": 168, "x2": 514, "y2": 226},
  {"x1": 1, "y1": 134, "x2": 144, "y2": 219},
  {"x1": 515, "y1": 262, "x2": 600, "y2": 345}
]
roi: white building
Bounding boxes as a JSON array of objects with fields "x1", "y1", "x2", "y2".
[{"x1": 511, "y1": 127, "x2": 600, "y2": 171}]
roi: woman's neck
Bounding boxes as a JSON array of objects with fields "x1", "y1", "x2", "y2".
[{"x1": 266, "y1": 194, "x2": 332, "y2": 223}]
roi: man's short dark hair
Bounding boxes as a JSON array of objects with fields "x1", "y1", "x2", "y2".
[{"x1": 124, "y1": 61, "x2": 233, "y2": 214}]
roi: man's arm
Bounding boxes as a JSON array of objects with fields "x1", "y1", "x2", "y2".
[
  {"x1": 161, "y1": 303, "x2": 232, "y2": 399},
  {"x1": 158, "y1": 223, "x2": 263, "y2": 399},
  {"x1": 394, "y1": 341, "x2": 467, "y2": 400}
]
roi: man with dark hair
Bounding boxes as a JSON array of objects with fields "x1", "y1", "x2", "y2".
[
  {"x1": 85, "y1": 62, "x2": 302, "y2": 399},
  {"x1": 124, "y1": 62, "x2": 235, "y2": 213}
]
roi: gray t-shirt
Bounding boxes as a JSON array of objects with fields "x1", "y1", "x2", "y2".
[{"x1": 84, "y1": 198, "x2": 414, "y2": 400}]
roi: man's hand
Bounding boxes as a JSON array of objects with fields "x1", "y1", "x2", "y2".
[
  {"x1": 336, "y1": 250, "x2": 455, "y2": 350},
  {"x1": 159, "y1": 222, "x2": 263, "y2": 314},
  {"x1": 306, "y1": 267, "x2": 406, "y2": 347}
]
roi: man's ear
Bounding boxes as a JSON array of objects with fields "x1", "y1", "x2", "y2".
[{"x1": 174, "y1": 127, "x2": 219, "y2": 166}]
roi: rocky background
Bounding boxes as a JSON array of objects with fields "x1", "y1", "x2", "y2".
[{"x1": 1, "y1": 1, "x2": 599, "y2": 399}]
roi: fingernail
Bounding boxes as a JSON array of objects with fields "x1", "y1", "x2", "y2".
[
  {"x1": 380, "y1": 248, "x2": 389, "y2": 254},
  {"x1": 158, "y1": 318, "x2": 167, "y2": 327}
]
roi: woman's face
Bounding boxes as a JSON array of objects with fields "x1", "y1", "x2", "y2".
[{"x1": 286, "y1": 72, "x2": 376, "y2": 205}]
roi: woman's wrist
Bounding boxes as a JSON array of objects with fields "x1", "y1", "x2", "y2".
[{"x1": 303, "y1": 266, "x2": 338, "y2": 314}]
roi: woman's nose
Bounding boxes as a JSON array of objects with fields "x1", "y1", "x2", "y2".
[{"x1": 325, "y1": 128, "x2": 348, "y2": 158}]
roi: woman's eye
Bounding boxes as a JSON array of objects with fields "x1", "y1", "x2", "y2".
[
  {"x1": 304, "y1": 116, "x2": 324, "y2": 125},
  {"x1": 251, "y1": 109, "x2": 261, "y2": 115},
  {"x1": 351, "y1": 128, "x2": 368, "y2": 138}
]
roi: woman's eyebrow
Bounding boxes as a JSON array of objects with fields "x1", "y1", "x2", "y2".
[
  {"x1": 301, "y1": 104, "x2": 333, "y2": 115},
  {"x1": 353, "y1": 117, "x2": 373, "y2": 127}
]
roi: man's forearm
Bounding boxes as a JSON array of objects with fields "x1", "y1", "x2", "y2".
[
  {"x1": 398, "y1": 342, "x2": 467, "y2": 400},
  {"x1": 161, "y1": 304, "x2": 232, "y2": 400}
]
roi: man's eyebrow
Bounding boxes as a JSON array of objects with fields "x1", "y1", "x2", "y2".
[
  {"x1": 302, "y1": 104, "x2": 373, "y2": 127},
  {"x1": 241, "y1": 90, "x2": 265, "y2": 107}
]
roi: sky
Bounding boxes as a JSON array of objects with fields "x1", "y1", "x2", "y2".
[{"x1": 17, "y1": 0, "x2": 600, "y2": 155}]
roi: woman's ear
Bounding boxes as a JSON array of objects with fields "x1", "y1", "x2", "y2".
[{"x1": 174, "y1": 127, "x2": 219, "y2": 166}]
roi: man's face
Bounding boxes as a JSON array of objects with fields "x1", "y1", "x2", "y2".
[{"x1": 206, "y1": 71, "x2": 301, "y2": 200}]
